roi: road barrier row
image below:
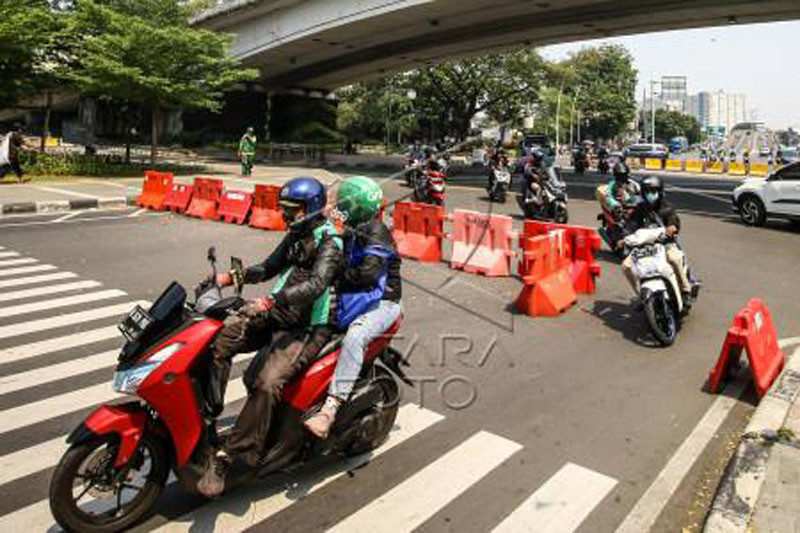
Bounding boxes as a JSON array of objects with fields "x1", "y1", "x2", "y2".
[{"x1": 626, "y1": 157, "x2": 779, "y2": 177}]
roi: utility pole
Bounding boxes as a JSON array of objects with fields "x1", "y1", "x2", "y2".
[
  {"x1": 650, "y1": 80, "x2": 659, "y2": 143},
  {"x1": 555, "y1": 82, "x2": 564, "y2": 155}
]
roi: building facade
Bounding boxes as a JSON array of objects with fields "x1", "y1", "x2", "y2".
[{"x1": 686, "y1": 90, "x2": 747, "y2": 135}]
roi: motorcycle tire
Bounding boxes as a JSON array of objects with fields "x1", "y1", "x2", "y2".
[
  {"x1": 554, "y1": 203, "x2": 569, "y2": 224},
  {"x1": 49, "y1": 433, "x2": 170, "y2": 533},
  {"x1": 644, "y1": 292, "x2": 678, "y2": 347},
  {"x1": 342, "y1": 365, "x2": 400, "y2": 457},
  {"x1": 499, "y1": 191, "x2": 506, "y2": 204}
]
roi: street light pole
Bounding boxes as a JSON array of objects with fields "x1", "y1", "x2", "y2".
[
  {"x1": 650, "y1": 80, "x2": 659, "y2": 143},
  {"x1": 555, "y1": 82, "x2": 564, "y2": 155}
]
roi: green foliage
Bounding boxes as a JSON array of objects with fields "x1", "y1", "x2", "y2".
[
  {"x1": 18, "y1": 151, "x2": 202, "y2": 176},
  {"x1": 567, "y1": 44, "x2": 638, "y2": 140},
  {"x1": 653, "y1": 109, "x2": 703, "y2": 144}
]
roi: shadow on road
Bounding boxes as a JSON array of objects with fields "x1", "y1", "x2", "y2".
[
  {"x1": 590, "y1": 299, "x2": 663, "y2": 348},
  {"x1": 721, "y1": 217, "x2": 800, "y2": 235}
]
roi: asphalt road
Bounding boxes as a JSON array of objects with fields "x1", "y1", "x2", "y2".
[{"x1": 0, "y1": 170, "x2": 798, "y2": 532}]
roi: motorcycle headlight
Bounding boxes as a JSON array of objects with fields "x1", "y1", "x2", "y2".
[{"x1": 113, "y1": 343, "x2": 184, "y2": 395}]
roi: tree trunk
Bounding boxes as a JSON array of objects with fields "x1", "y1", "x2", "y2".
[
  {"x1": 150, "y1": 106, "x2": 159, "y2": 165},
  {"x1": 40, "y1": 90, "x2": 52, "y2": 153}
]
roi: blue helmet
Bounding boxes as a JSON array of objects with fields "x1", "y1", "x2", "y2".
[{"x1": 279, "y1": 177, "x2": 327, "y2": 216}]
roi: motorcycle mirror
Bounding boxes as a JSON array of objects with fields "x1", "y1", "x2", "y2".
[{"x1": 207, "y1": 246, "x2": 217, "y2": 265}]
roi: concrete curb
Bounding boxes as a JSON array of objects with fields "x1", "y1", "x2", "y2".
[
  {"x1": 704, "y1": 343, "x2": 800, "y2": 532},
  {"x1": 0, "y1": 196, "x2": 137, "y2": 215}
]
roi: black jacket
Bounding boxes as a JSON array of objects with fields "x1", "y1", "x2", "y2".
[
  {"x1": 627, "y1": 198, "x2": 681, "y2": 237},
  {"x1": 243, "y1": 218, "x2": 342, "y2": 326},
  {"x1": 339, "y1": 219, "x2": 402, "y2": 303}
]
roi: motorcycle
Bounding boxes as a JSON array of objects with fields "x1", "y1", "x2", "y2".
[
  {"x1": 597, "y1": 155, "x2": 610, "y2": 175},
  {"x1": 487, "y1": 162, "x2": 511, "y2": 203},
  {"x1": 414, "y1": 169, "x2": 446, "y2": 205},
  {"x1": 49, "y1": 248, "x2": 410, "y2": 533},
  {"x1": 573, "y1": 151, "x2": 589, "y2": 175},
  {"x1": 597, "y1": 202, "x2": 637, "y2": 258},
  {"x1": 624, "y1": 227, "x2": 700, "y2": 346},
  {"x1": 404, "y1": 157, "x2": 422, "y2": 187},
  {"x1": 522, "y1": 165, "x2": 569, "y2": 223}
]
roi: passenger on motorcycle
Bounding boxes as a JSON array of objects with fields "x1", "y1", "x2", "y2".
[
  {"x1": 423, "y1": 146, "x2": 442, "y2": 172},
  {"x1": 198, "y1": 176, "x2": 343, "y2": 498},
  {"x1": 304, "y1": 176, "x2": 403, "y2": 438},
  {"x1": 596, "y1": 162, "x2": 641, "y2": 221},
  {"x1": 618, "y1": 176, "x2": 693, "y2": 305},
  {"x1": 523, "y1": 148, "x2": 547, "y2": 205}
]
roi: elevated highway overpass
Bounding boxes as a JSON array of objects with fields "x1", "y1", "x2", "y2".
[{"x1": 194, "y1": 0, "x2": 800, "y2": 90}]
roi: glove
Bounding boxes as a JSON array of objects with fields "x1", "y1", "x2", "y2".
[
  {"x1": 240, "y1": 297, "x2": 275, "y2": 318},
  {"x1": 216, "y1": 272, "x2": 233, "y2": 287}
]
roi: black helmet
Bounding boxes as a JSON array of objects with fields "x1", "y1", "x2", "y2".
[
  {"x1": 612, "y1": 162, "x2": 629, "y2": 181},
  {"x1": 641, "y1": 176, "x2": 664, "y2": 206}
]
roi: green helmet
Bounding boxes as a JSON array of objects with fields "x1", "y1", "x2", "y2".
[{"x1": 336, "y1": 176, "x2": 383, "y2": 226}]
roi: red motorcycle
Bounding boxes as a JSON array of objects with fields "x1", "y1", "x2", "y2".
[
  {"x1": 413, "y1": 169, "x2": 446, "y2": 205},
  {"x1": 597, "y1": 202, "x2": 637, "y2": 258},
  {"x1": 48, "y1": 248, "x2": 410, "y2": 532}
]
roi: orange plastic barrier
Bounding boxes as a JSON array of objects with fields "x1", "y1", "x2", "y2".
[
  {"x1": 250, "y1": 184, "x2": 286, "y2": 231},
  {"x1": 185, "y1": 177, "x2": 223, "y2": 220},
  {"x1": 162, "y1": 183, "x2": 194, "y2": 213},
  {"x1": 392, "y1": 202, "x2": 444, "y2": 263},
  {"x1": 515, "y1": 230, "x2": 577, "y2": 316},
  {"x1": 521, "y1": 220, "x2": 602, "y2": 293},
  {"x1": 216, "y1": 189, "x2": 252, "y2": 225},
  {"x1": 664, "y1": 159, "x2": 683, "y2": 172},
  {"x1": 728, "y1": 162, "x2": 746, "y2": 176},
  {"x1": 749, "y1": 162, "x2": 769, "y2": 177},
  {"x1": 685, "y1": 160, "x2": 703, "y2": 173},
  {"x1": 449, "y1": 210, "x2": 515, "y2": 277},
  {"x1": 709, "y1": 298, "x2": 785, "y2": 398},
  {"x1": 136, "y1": 171, "x2": 173, "y2": 210}
]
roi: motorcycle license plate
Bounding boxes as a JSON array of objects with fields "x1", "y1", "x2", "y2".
[
  {"x1": 118, "y1": 305, "x2": 153, "y2": 342},
  {"x1": 496, "y1": 171, "x2": 510, "y2": 183}
]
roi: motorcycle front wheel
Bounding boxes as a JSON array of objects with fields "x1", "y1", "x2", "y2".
[
  {"x1": 644, "y1": 292, "x2": 678, "y2": 346},
  {"x1": 553, "y1": 202, "x2": 569, "y2": 223},
  {"x1": 49, "y1": 433, "x2": 170, "y2": 533}
]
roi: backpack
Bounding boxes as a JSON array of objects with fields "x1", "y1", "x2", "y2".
[{"x1": 335, "y1": 242, "x2": 396, "y2": 330}]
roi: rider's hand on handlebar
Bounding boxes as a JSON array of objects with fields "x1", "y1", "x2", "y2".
[
  {"x1": 216, "y1": 272, "x2": 233, "y2": 287},
  {"x1": 665, "y1": 225, "x2": 678, "y2": 238},
  {"x1": 240, "y1": 297, "x2": 275, "y2": 318},
  {"x1": 615, "y1": 239, "x2": 625, "y2": 250}
]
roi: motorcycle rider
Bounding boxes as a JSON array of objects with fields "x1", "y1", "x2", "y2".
[
  {"x1": 618, "y1": 176, "x2": 693, "y2": 307},
  {"x1": 198, "y1": 176, "x2": 343, "y2": 498},
  {"x1": 486, "y1": 143, "x2": 509, "y2": 192},
  {"x1": 523, "y1": 148, "x2": 547, "y2": 205},
  {"x1": 423, "y1": 146, "x2": 442, "y2": 172},
  {"x1": 597, "y1": 162, "x2": 640, "y2": 219},
  {"x1": 305, "y1": 176, "x2": 403, "y2": 438}
]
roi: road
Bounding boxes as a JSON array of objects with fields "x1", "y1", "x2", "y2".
[{"x1": 0, "y1": 169, "x2": 798, "y2": 532}]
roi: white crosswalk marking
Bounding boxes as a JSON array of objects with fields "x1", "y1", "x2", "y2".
[
  {"x1": 0, "y1": 349, "x2": 118, "y2": 395},
  {"x1": 0, "y1": 325, "x2": 119, "y2": 364},
  {"x1": 0, "y1": 264, "x2": 56, "y2": 277},
  {"x1": 492, "y1": 463, "x2": 618, "y2": 533},
  {"x1": 0, "y1": 300, "x2": 145, "y2": 340},
  {"x1": 0, "y1": 251, "x2": 20, "y2": 258},
  {"x1": 153, "y1": 404, "x2": 445, "y2": 533},
  {"x1": 0, "y1": 289, "x2": 127, "y2": 318},
  {"x1": 0, "y1": 257, "x2": 37, "y2": 268},
  {"x1": 0, "y1": 280, "x2": 103, "y2": 304},
  {"x1": 327, "y1": 431, "x2": 522, "y2": 533},
  {"x1": 0, "y1": 271, "x2": 77, "y2": 288}
]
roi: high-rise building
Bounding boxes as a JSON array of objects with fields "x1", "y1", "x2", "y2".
[
  {"x1": 660, "y1": 76, "x2": 687, "y2": 113},
  {"x1": 685, "y1": 90, "x2": 747, "y2": 135}
]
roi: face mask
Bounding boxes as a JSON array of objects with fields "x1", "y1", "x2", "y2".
[{"x1": 646, "y1": 192, "x2": 660, "y2": 204}]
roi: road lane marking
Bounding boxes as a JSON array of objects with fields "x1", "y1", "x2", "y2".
[
  {"x1": 0, "y1": 300, "x2": 145, "y2": 341},
  {"x1": 0, "y1": 211, "x2": 168, "y2": 228},
  {"x1": 328, "y1": 431, "x2": 522, "y2": 533},
  {"x1": 0, "y1": 349, "x2": 119, "y2": 395},
  {"x1": 0, "y1": 264, "x2": 56, "y2": 278},
  {"x1": 128, "y1": 208, "x2": 148, "y2": 217},
  {"x1": 0, "y1": 251, "x2": 20, "y2": 259},
  {"x1": 492, "y1": 463, "x2": 617, "y2": 533},
  {"x1": 0, "y1": 271, "x2": 77, "y2": 289},
  {"x1": 0, "y1": 280, "x2": 103, "y2": 304},
  {"x1": 154, "y1": 404, "x2": 445, "y2": 533},
  {"x1": 0, "y1": 258, "x2": 37, "y2": 268},
  {"x1": 615, "y1": 379, "x2": 748, "y2": 533},
  {"x1": 53, "y1": 210, "x2": 85, "y2": 222},
  {"x1": 0, "y1": 324, "x2": 119, "y2": 364},
  {"x1": 34, "y1": 185, "x2": 102, "y2": 200},
  {"x1": 0, "y1": 289, "x2": 127, "y2": 318}
]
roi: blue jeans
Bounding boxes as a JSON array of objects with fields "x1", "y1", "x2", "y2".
[{"x1": 329, "y1": 300, "x2": 402, "y2": 400}]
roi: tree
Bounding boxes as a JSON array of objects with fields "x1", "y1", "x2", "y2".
[
  {"x1": 653, "y1": 109, "x2": 703, "y2": 144},
  {"x1": 64, "y1": 0, "x2": 257, "y2": 162},
  {"x1": 566, "y1": 44, "x2": 637, "y2": 141}
]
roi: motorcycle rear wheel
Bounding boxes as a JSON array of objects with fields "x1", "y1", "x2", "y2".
[
  {"x1": 553, "y1": 203, "x2": 569, "y2": 223},
  {"x1": 49, "y1": 433, "x2": 170, "y2": 533},
  {"x1": 644, "y1": 292, "x2": 678, "y2": 346},
  {"x1": 342, "y1": 365, "x2": 400, "y2": 457}
]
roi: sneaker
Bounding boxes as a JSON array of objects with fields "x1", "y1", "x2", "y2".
[
  {"x1": 197, "y1": 450, "x2": 231, "y2": 498},
  {"x1": 304, "y1": 397, "x2": 341, "y2": 439}
]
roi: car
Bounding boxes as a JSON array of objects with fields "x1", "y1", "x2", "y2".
[
  {"x1": 732, "y1": 161, "x2": 800, "y2": 226},
  {"x1": 759, "y1": 146, "x2": 771, "y2": 157},
  {"x1": 778, "y1": 147, "x2": 799, "y2": 165},
  {"x1": 623, "y1": 143, "x2": 669, "y2": 160},
  {"x1": 519, "y1": 134, "x2": 552, "y2": 156}
]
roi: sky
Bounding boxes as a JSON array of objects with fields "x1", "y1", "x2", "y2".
[{"x1": 539, "y1": 20, "x2": 800, "y2": 130}]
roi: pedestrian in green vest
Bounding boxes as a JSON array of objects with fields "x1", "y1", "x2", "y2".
[{"x1": 238, "y1": 126, "x2": 257, "y2": 176}]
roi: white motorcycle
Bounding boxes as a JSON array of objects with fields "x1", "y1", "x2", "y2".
[
  {"x1": 625, "y1": 227, "x2": 698, "y2": 346},
  {"x1": 487, "y1": 164, "x2": 511, "y2": 203}
]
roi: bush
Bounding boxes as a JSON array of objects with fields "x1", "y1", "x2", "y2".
[{"x1": 19, "y1": 152, "x2": 202, "y2": 177}]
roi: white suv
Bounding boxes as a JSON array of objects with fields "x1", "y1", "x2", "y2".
[{"x1": 733, "y1": 161, "x2": 800, "y2": 226}]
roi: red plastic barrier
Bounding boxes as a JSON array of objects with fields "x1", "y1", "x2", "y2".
[
  {"x1": 162, "y1": 183, "x2": 194, "y2": 213},
  {"x1": 515, "y1": 229, "x2": 577, "y2": 316},
  {"x1": 392, "y1": 202, "x2": 444, "y2": 263},
  {"x1": 250, "y1": 184, "x2": 286, "y2": 231},
  {"x1": 136, "y1": 171, "x2": 173, "y2": 210},
  {"x1": 710, "y1": 299, "x2": 785, "y2": 398},
  {"x1": 449, "y1": 210, "x2": 515, "y2": 277},
  {"x1": 216, "y1": 189, "x2": 252, "y2": 225},
  {"x1": 185, "y1": 177, "x2": 223, "y2": 220},
  {"x1": 521, "y1": 220, "x2": 602, "y2": 293}
]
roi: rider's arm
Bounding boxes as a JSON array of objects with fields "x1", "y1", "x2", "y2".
[
  {"x1": 661, "y1": 205, "x2": 681, "y2": 234},
  {"x1": 273, "y1": 236, "x2": 342, "y2": 307},
  {"x1": 623, "y1": 227, "x2": 666, "y2": 248},
  {"x1": 242, "y1": 235, "x2": 292, "y2": 284},
  {"x1": 605, "y1": 182, "x2": 620, "y2": 209}
]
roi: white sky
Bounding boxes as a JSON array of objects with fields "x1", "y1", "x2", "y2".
[{"x1": 539, "y1": 20, "x2": 800, "y2": 130}]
